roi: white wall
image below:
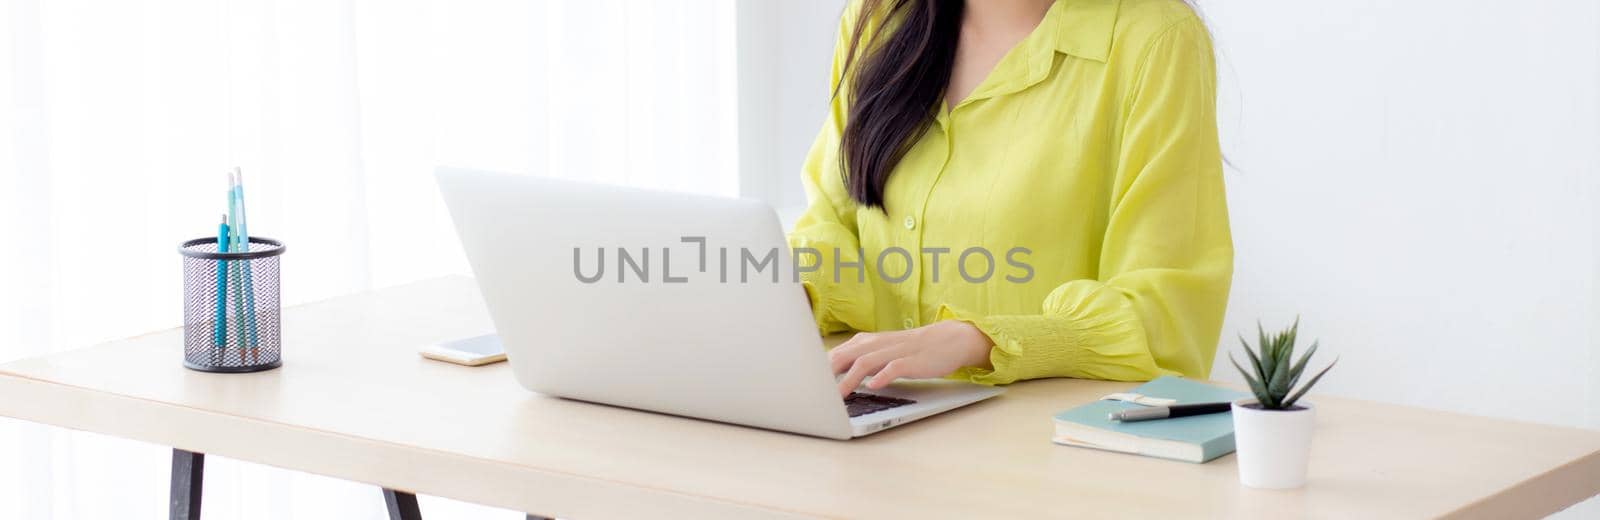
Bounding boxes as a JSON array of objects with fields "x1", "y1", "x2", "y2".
[
  {"x1": 1203, "y1": 4, "x2": 1600, "y2": 515},
  {"x1": 0, "y1": 1, "x2": 742, "y2": 518},
  {"x1": 1201, "y1": 1, "x2": 1600, "y2": 431},
  {"x1": 737, "y1": 0, "x2": 846, "y2": 212},
  {"x1": 757, "y1": 0, "x2": 1600, "y2": 432}
]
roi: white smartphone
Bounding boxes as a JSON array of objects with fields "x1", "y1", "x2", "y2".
[{"x1": 419, "y1": 334, "x2": 506, "y2": 366}]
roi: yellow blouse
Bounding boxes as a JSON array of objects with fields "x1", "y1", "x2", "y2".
[{"x1": 789, "y1": 0, "x2": 1232, "y2": 384}]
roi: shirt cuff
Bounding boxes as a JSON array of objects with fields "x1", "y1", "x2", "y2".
[
  {"x1": 791, "y1": 234, "x2": 874, "y2": 334},
  {"x1": 936, "y1": 280, "x2": 1168, "y2": 384}
]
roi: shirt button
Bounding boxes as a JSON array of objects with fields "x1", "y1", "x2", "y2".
[
  {"x1": 902, "y1": 317, "x2": 915, "y2": 329},
  {"x1": 903, "y1": 216, "x2": 916, "y2": 230}
]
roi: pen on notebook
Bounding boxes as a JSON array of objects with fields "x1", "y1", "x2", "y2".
[
  {"x1": 1109, "y1": 402, "x2": 1233, "y2": 422},
  {"x1": 213, "y1": 215, "x2": 229, "y2": 358}
]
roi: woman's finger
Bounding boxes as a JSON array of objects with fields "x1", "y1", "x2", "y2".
[
  {"x1": 827, "y1": 332, "x2": 884, "y2": 374},
  {"x1": 836, "y1": 351, "x2": 895, "y2": 397},
  {"x1": 865, "y1": 359, "x2": 913, "y2": 390}
]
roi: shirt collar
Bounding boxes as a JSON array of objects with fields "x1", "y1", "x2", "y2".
[
  {"x1": 947, "y1": 0, "x2": 1120, "y2": 109},
  {"x1": 1044, "y1": 0, "x2": 1119, "y2": 63}
]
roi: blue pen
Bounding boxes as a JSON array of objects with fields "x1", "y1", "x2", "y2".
[
  {"x1": 226, "y1": 174, "x2": 249, "y2": 362},
  {"x1": 214, "y1": 215, "x2": 229, "y2": 356},
  {"x1": 234, "y1": 168, "x2": 260, "y2": 361}
]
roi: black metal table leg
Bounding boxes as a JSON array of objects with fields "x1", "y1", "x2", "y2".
[
  {"x1": 382, "y1": 488, "x2": 423, "y2": 520},
  {"x1": 169, "y1": 449, "x2": 538, "y2": 520},
  {"x1": 170, "y1": 449, "x2": 204, "y2": 520}
]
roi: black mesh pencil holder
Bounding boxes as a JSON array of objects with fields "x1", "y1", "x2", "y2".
[{"x1": 178, "y1": 237, "x2": 286, "y2": 373}]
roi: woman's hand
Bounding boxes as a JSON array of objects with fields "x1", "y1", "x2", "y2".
[{"x1": 828, "y1": 320, "x2": 995, "y2": 396}]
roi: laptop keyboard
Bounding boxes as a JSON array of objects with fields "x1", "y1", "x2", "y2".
[{"x1": 844, "y1": 392, "x2": 917, "y2": 418}]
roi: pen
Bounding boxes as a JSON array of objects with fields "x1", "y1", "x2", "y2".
[
  {"x1": 214, "y1": 215, "x2": 229, "y2": 361},
  {"x1": 227, "y1": 172, "x2": 249, "y2": 363},
  {"x1": 1109, "y1": 402, "x2": 1233, "y2": 422},
  {"x1": 233, "y1": 168, "x2": 260, "y2": 362}
]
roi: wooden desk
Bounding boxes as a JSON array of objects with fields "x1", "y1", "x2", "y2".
[{"x1": 1, "y1": 277, "x2": 1597, "y2": 519}]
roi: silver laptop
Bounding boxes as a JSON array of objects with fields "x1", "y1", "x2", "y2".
[{"x1": 436, "y1": 167, "x2": 1003, "y2": 439}]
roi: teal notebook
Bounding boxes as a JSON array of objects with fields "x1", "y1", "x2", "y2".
[{"x1": 1052, "y1": 376, "x2": 1248, "y2": 463}]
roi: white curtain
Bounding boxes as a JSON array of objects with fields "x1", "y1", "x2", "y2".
[{"x1": 0, "y1": 0, "x2": 738, "y2": 518}]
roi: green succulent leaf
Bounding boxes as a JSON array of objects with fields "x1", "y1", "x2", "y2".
[
  {"x1": 1288, "y1": 340, "x2": 1319, "y2": 389},
  {"x1": 1282, "y1": 357, "x2": 1339, "y2": 409},
  {"x1": 1256, "y1": 322, "x2": 1276, "y2": 377},
  {"x1": 1277, "y1": 323, "x2": 1297, "y2": 378},
  {"x1": 1267, "y1": 328, "x2": 1293, "y2": 404},
  {"x1": 1240, "y1": 334, "x2": 1266, "y2": 382},
  {"x1": 1286, "y1": 316, "x2": 1300, "y2": 347},
  {"x1": 1265, "y1": 351, "x2": 1292, "y2": 408},
  {"x1": 1230, "y1": 353, "x2": 1271, "y2": 404},
  {"x1": 1237, "y1": 317, "x2": 1335, "y2": 410}
]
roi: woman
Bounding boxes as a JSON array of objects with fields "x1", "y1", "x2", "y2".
[{"x1": 790, "y1": 0, "x2": 1233, "y2": 396}]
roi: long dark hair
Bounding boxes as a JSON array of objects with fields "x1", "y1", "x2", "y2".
[{"x1": 837, "y1": 0, "x2": 964, "y2": 210}]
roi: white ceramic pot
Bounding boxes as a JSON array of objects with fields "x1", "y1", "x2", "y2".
[{"x1": 1231, "y1": 398, "x2": 1315, "y2": 489}]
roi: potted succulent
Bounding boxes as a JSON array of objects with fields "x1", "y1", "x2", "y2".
[{"x1": 1228, "y1": 319, "x2": 1337, "y2": 489}]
